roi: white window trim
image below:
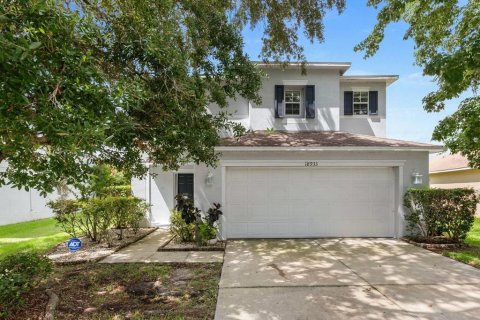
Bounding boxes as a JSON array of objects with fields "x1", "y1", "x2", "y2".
[
  {"x1": 284, "y1": 88, "x2": 303, "y2": 118},
  {"x1": 353, "y1": 91, "x2": 369, "y2": 116}
]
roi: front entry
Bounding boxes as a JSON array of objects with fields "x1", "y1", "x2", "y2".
[{"x1": 177, "y1": 173, "x2": 194, "y2": 200}]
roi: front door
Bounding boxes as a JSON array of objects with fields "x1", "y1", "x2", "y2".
[{"x1": 177, "y1": 173, "x2": 194, "y2": 200}]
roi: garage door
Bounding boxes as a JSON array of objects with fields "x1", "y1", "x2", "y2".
[{"x1": 226, "y1": 167, "x2": 395, "y2": 238}]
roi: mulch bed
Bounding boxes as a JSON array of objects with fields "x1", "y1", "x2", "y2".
[
  {"x1": 403, "y1": 237, "x2": 468, "y2": 250},
  {"x1": 47, "y1": 228, "x2": 157, "y2": 264},
  {"x1": 158, "y1": 236, "x2": 226, "y2": 252},
  {"x1": 6, "y1": 262, "x2": 222, "y2": 320}
]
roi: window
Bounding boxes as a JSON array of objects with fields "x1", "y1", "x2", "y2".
[
  {"x1": 284, "y1": 90, "x2": 301, "y2": 116},
  {"x1": 353, "y1": 91, "x2": 368, "y2": 115}
]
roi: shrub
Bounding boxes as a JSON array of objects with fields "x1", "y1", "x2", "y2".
[
  {"x1": 49, "y1": 193, "x2": 147, "y2": 243},
  {"x1": 205, "y1": 203, "x2": 222, "y2": 226},
  {"x1": 0, "y1": 253, "x2": 52, "y2": 316},
  {"x1": 79, "y1": 198, "x2": 114, "y2": 243},
  {"x1": 170, "y1": 210, "x2": 195, "y2": 242},
  {"x1": 175, "y1": 194, "x2": 200, "y2": 224},
  {"x1": 171, "y1": 199, "x2": 222, "y2": 244},
  {"x1": 103, "y1": 185, "x2": 132, "y2": 197},
  {"x1": 404, "y1": 188, "x2": 478, "y2": 242},
  {"x1": 109, "y1": 196, "x2": 148, "y2": 239},
  {"x1": 49, "y1": 199, "x2": 82, "y2": 237},
  {"x1": 199, "y1": 223, "x2": 217, "y2": 244}
]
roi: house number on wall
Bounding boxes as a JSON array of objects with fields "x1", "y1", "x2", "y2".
[{"x1": 304, "y1": 161, "x2": 319, "y2": 167}]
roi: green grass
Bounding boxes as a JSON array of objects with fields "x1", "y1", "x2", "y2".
[
  {"x1": 443, "y1": 218, "x2": 480, "y2": 267},
  {"x1": 0, "y1": 218, "x2": 69, "y2": 259}
]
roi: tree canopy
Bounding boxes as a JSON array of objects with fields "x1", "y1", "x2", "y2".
[
  {"x1": 0, "y1": 0, "x2": 345, "y2": 193},
  {"x1": 355, "y1": 0, "x2": 480, "y2": 167}
]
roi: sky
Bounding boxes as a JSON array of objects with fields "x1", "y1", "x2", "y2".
[{"x1": 241, "y1": 1, "x2": 465, "y2": 144}]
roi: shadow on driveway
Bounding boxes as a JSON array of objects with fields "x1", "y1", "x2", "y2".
[{"x1": 215, "y1": 238, "x2": 480, "y2": 320}]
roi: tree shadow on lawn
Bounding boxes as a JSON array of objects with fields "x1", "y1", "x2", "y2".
[{"x1": 7, "y1": 262, "x2": 222, "y2": 320}]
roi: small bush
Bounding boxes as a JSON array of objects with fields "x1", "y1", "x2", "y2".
[
  {"x1": 109, "y1": 196, "x2": 148, "y2": 239},
  {"x1": 49, "y1": 199, "x2": 82, "y2": 237},
  {"x1": 170, "y1": 210, "x2": 195, "y2": 242},
  {"x1": 205, "y1": 203, "x2": 222, "y2": 226},
  {"x1": 175, "y1": 194, "x2": 200, "y2": 224},
  {"x1": 79, "y1": 198, "x2": 114, "y2": 243},
  {"x1": 404, "y1": 188, "x2": 479, "y2": 242},
  {"x1": 0, "y1": 253, "x2": 52, "y2": 316},
  {"x1": 199, "y1": 223, "x2": 217, "y2": 244}
]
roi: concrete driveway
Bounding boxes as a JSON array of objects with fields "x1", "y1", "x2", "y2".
[{"x1": 215, "y1": 239, "x2": 480, "y2": 320}]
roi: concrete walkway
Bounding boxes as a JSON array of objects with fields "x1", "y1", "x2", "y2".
[
  {"x1": 100, "y1": 228, "x2": 224, "y2": 263},
  {"x1": 215, "y1": 239, "x2": 480, "y2": 320}
]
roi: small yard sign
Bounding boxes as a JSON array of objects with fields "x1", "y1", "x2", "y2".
[{"x1": 67, "y1": 238, "x2": 82, "y2": 251}]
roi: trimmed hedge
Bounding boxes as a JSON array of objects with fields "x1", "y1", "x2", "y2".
[
  {"x1": 404, "y1": 188, "x2": 479, "y2": 242},
  {"x1": 49, "y1": 196, "x2": 148, "y2": 243}
]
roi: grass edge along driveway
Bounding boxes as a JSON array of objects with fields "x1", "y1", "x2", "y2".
[
  {"x1": 442, "y1": 217, "x2": 480, "y2": 268},
  {"x1": 0, "y1": 218, "x2": 69, "y2": 259}
]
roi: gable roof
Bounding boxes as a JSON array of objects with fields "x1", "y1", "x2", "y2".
[
  {"x1": 430, "y1": 153, "x2": 472, "y2": 173},
  {"x1": 218, "y1": 131, "x2": 442, "y2": 152}
]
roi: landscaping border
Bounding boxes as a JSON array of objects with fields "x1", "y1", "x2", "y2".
[
  {"x1": 402, "y1": 237, "x2": 467, "y2": 250},
  {"x1": 157, "y1": 235, "x2": 225, "y2": 252},
  {"x1": 51, "y1": 227, "x2": 158, "y2": 265}
]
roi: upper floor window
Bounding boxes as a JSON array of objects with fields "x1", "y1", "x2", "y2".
[
  {"x1": 285, "y1": 90, "x2": 301, "y2": 116},
  {"x1": 353, "y1": 91, "x2": 368, "y2": 115}
]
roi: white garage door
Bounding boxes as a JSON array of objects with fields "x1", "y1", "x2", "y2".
[{"x1": 226, "y1": 167, "x2": 395, "y2": 238}]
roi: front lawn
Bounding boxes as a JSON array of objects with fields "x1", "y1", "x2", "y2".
[
  {"x1": 0, "y1": 218, "x2": 69, "y2": 259},
  {"x1": 7, "y1": 262, "x2": 222, "y2": 320},
  {"x1": 443, "y1": 218, "x2": 480, "y2": 268}
]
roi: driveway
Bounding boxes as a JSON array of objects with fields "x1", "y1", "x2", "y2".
[{"x1": 215, "y1": 239, "x2": 480, "y2": 320}]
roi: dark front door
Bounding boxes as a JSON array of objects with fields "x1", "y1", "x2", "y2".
[{"x1": 177, "y1": 173, "x2": 194, "y2": 200}]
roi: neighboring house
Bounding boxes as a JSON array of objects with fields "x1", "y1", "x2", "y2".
[
  {"x1": 430, "y1": 153, "x2": 480, "y2": 215},
  {"x1": 132, "y1": 62, "x2": 442, "y2": 239},
  {"x1": 0, "y1": 162, "x2": 57, "y2": 225}
]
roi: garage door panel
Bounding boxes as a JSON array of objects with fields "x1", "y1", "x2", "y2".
[
  {"x1": 248, "y1": 204, "x2": 269, "y2": 221},
  {"x1": 227, "y1": 185, "x2": 247, "y2": 204},
  {"x1": 226, "y1": 167, "x2": 394, "y2": 238},
  {"x1": 248, "y1": 184, "x2": 269, "y2": 204}
]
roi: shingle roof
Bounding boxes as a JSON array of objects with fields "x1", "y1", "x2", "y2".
[
  {"x1": 219, "y1": 131, "x2": 442, "y2": 150},
  {"x1": 430, "y1": 153, "x2": 471, "y2": 173}
]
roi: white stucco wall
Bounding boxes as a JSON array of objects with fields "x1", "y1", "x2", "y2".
[
  {"x1": 143, "y1": 150, "x2": 430, "y2": 237},
  {"x1": 339, "y1": 81, "x2": 387, "y2": 137},
  {"x1": 250, "y1": 68, "x2": 341, "y2": 131},
  {"x1": 207, "y1": 68, "x2": 342, "y2": 132}
]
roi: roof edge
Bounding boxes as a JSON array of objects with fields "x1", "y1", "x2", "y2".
[
  {"x1": 341, "y1": 75, "x2": 399, "y2": 86},
  {"x1": 216, "y1": 146, "x2": 443, "y2": 153},
  {"x1": 254, "y1": 61, "x2": 352, "y2": 74},
  {"x1": 429, "y1": 167, "x2": 474, "y2": 174}
]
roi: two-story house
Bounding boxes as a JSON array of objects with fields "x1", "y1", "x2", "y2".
[{"x1": 133, "y1": 62, "x2": 442, "y2": 239}]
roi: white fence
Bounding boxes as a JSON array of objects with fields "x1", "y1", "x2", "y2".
[{"x1": 0, "y1": 163, "x2": 57, "y2": 225}]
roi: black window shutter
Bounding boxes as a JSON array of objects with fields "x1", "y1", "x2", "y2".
[
  {"x1": 369, "y1": 91, "x2": 378, "y2": 115},
  {"x1": 344, "y1": 91, "x2": 353, "y2": 115},
  {"x1": 275, "y1": 85, "x2": 284, "y2": 118},
  {"x1": 305, "y1": 85, "x2": 315, "y2": 118}
]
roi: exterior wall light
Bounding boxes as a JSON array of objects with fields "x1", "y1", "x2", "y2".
[
  {"x1": 206, "y1": 170, "x2": 214, "y2": 186},
  {"x1": 412, "y1": 170, "x2": 423, "y2": 185}
]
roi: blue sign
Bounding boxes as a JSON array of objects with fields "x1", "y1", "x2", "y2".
[{"x1": 67, "y1": 238, "x2": 82, "y2": 251}]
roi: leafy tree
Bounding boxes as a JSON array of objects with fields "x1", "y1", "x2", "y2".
[
  {"x1": 0, "y1": 0, "x2": 344, "y2": 193},
  {"x1": 355, "y1": 0, "x2": 480, "y2": 167}
]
